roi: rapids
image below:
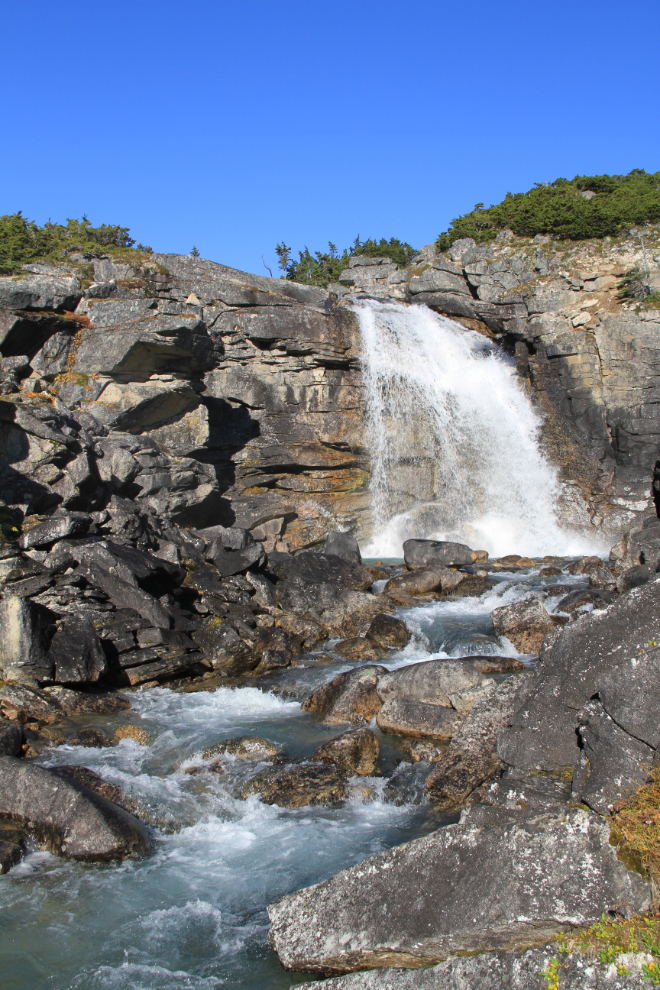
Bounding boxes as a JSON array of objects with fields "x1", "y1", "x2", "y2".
[{"x1": 0, "y1": 568, "x2": 590, "y2": 990}]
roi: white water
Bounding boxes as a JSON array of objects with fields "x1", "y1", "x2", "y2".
[{"x1": 356, "y1": 300, "x2": 600, "y2": 558}]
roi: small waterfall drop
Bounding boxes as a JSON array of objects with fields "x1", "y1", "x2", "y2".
[{"x1": 356, "y1": 299, "x2": 598, "y2": 558}]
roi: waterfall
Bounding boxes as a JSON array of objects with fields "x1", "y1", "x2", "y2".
[{"x1": 355, "y1": 299, "x2": 599, "y2": 558}]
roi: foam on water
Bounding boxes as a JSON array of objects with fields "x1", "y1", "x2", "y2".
[{"x1": 355, "y1": 299, "x2": 604, "y2": 558}]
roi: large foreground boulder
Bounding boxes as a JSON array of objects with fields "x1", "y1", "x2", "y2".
[
  {"x1": 295, "y1": 946, "x2": 656, "y2": 988},
  {"x1": 301, "y1": 665, "x2": 387, "y2": 725},
  {"x1": 497, "y1": 579, "x2": 660, "y2": 773},
  {"x1": 377, "y1": 659, "x2": 494, "y2": 714},
  {"x1": 268, "y1": 810, "x2": 651, "y2": 974},
  {"x1": 0, "y1": 756, "x2": 151, "y2": 862}
]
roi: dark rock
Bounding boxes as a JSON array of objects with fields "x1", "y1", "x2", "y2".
[
  {"x1": 18, "y1": 513, "x2": 90, "y2": 549},
  {"x1": 470, "y1": 655, "x2": 526, "y2": 674},
  {"x1": 0, "y1": 682, "x2": 64, "y2": 722},
  {"x1": 333, "y1": 637, "x2": 379, "y2": 661},
  {"x1": 135, "y1": 627, "x2": 195, "y2": 650},
  {"x1": 252, "y1": 626, "x2": 300, "y2": 670},
  {"x1": 267, "y1": 551, "x2": 373, "y2": 590},
  {"x1": 49, "y1": 765, "x2": 126, "y2": 806},
  {"x1": 377, "y1": 659, "x2": 493, "y2": 715},
  {"x1": 384, "y1": 567, "x2": 463, "y2": 596},
  {"x1": 490, "y1": 597, "x2": 556, "y2": 653},
  {"x1": 616, "y1": 564, "x2": 653, "y2": 593},
  {"x1": 0, "y1": 837, "x2": 24, "y2": 874},
  {"x1": 203, "y1": 736, "x2": 282, "y2": 761},
  {"x1": 210, "y1": 542, "x2": 265, "y2": 578},
  {"x1": 0, "y1": 273, "x2": 82, "y2": 312},
  {"x1": 426, "y1": 675, "x2": 533, "y2": 809},
  {"x1": 47, "y1": 616, "x2": 107, "y2": 684},
  {"x1": 476, "y1": 765, "x2": 573, "y2": 819},
  {"x1": 566, "y1": 556, "x2": 605, "y2": 575},
  {"x1": 78, "y1": 562, "x2": 171, "y2": 628},
  {"x1": 376, "y1": 699, "x2": 462, "y2": 740},
  {"x1": 556, "y1": 589, "x2": 610, "y2": 613},
  {"x1": 311, "y1": 727, "x2": 379, "y2": 776},
  {"x1": 240, "y1": 763, "x2": 347, "y2": 808},
  {"x1": 589, "y1": 566, "x2": 617, "y2": 590},
  {"x1": 0, "y1": 596, "x2": 55, "y2": 682},
  {"x1": 301, "y1": 665, "x2": 386, "y2": 725},
  {"x1": 497, "y1": 579, "x2": 660, "y2": 773},
  {"x1": 325, "y1": 531, "x2": 362, "y2": 565},
  {"x1": 245, "y1": 570, "x2": 277, "y2": 607},
  {"x1": 450, "y1": 575, "x2": 497, "y2": 597},
  {"x1": 0, "y1": 720, "x2": 22, "y2": 756},
  {"x1": 267, "y1": 810, "x2": 651, "y2": 974},
  {"x1": 573, "y1": 701, "x2": 653, "y2": 815},
  {"x1": 192, "y1": 616, "x2": 258, "y2": 675},
  {"x1": 0, "y1": 755, "x2": 150, "y2": 861},
  {"x1": 365, "y1": 613, "x2": 410, "y2": 648},
  {"x1": 403, "y1": 539, "x2": 484, "y2": 569},
  {"x1": 43, "y1": 686, "x2": 130, "y2": 716},
  {"x1": 123, "y1": 650, "x2": 207, "y2": 686}
]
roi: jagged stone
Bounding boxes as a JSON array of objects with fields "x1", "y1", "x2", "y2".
[
  {"x1": 311, "y1": 727, "x2": 379, "y2": 776},
  {"x1": 47, "y1": 615, "x2": 107, "y2": 684},
  {"x1": 268, "y1": 551, "x2": 373, "y2": 590},
  {"x1": 0, "y1": 720, "x2": 22, "y2": 755},
  {"x1": 365, "y1": 613, "x2": 410, "y2": 648},
  {"x1": 0, "y1": 596, "x2": 55, "y2": 682},
  {"x1": 301, "y1": 665, "x2": 387, "y2": 725},
  {"x1": 490, "y1": 596, "x2": 556, "y2": 653}
]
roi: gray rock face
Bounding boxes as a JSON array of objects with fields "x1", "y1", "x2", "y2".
[
  {"x1": 0, "y1": 756, "x2": 151, "y2": 861},
  {"x1": 47, "y1": 616, "x2": 107, "y2": 684},
  {"x1": 268, "y1": 810, "x2": 651, "y2": 974},
  {"x1": 301, "y1": 665, "x2": 387, "y2": 725},
  {"x1": 497, "y1": 579, "x2": 660, "y2": 772},
  {"x1": 376, "y1": 699, "x2": 462, "y2": 740},
  {"x1": 295, "y1": 947, "x2": 658, "y2": 988},
  {"x1": 0, "y1": 273, "x2": 82, "y2": 311},
  {"x1": 0, "y1": 596, "x2": 55, "y2": 682},
  {"x1": 267, "y1": 551, "x2": 373, "y2": 590},
  {"x1": 377, "y1": 659, "x2": 492, "y2": 711},
  {"x1": 325, "y1": 530, "x2": 362, "y2": 564}
]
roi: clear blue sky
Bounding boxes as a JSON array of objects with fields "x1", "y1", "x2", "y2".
[{"x1": 3, "y1": 0, "x2": 659, "y2": 276}]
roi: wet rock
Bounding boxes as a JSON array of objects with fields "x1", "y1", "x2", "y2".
[
  {"x1": 497, "y1": 580, "x2": 660, "y2": 773},
  {"x1": 203, "y1": 736, "x2": 283, "y2": 761},
  {"x1": 47, "y1": 616, "x2": 107, "y2": 684},
  {"x1": 325, "y1": 531, "x2": 362, "y2": 565},
  {"x1": 403, "y1": 539, "x2": 484, "y2": 569},
  {"x1": 115, "y1": 725, "x2": 149, "y2": 745},
  {"x1": 0, "y1": 596, "x2": 55, "y2": 682},
  {"x1": 573, "y1": 701, "x2": 653, "y2": 815},
  {"x1": 49, "y1": 765, "x2": 127, "y2": 806},
  {"x1": 0, "y1": 837, "x2": 25, "y2": 874},
  {"x1": 301, "y1": 665, "x2": 387, "y2": 725},
  {"x1": 0, "y1": 755, "x2": 151, "y2": 861},
  {"x1": 556, "y1": 588, "x2": 610, "y2": 613},
  {"x1": 401, "y1": 738, "x2": 446, "y2": 763},
  {"x1": 376, "y1": 699, "x2": 462, "y2": 740},
  {"x1": 240, "y1": 763, "x2": 347, "y2": 808},
  {"x1": 450, "y1": 575, "x2": 496, "y2": 597},
  {"x1": 0, "y1": 720, "x2": 22, "y2": 755},
  {"x1": 272, "y1": 614, "x2": 324, "y2": 650},
  {"x1": 383, "y1": 759, "x2": 435, "y2": 806},
  {"x1": 268, "y1": 551, "x2": 373, "y2": 590},
  {"x1": 610, "y1": 521, "x2": 660, "y2": 574},
  {"x1": 426, "y1": 675, "x2": 533, "y2": 809},
  {"x1": 365, "y1": 613, "x2": 410, "y2": 649},
  {"x1": 470, "y1": 655, "x2": 526, "y2": 674},
  {"x1": 192, "y1": 616, "x2": 258, "y2": 675},
  {"x1": 43, "y1": 686, "x2": 130, "y2": 717},
  {"x1": 0, "y1": 682, "x2": 64, "y2": 723},
  {"x1": 294, "y1": 945, "x2": 658, "y2": 989},
  {"x1": 490, "y1": 596, "x2": 556, "y2": 653},
  {"x1": 616, "y1": 564, "x2": 653, "y2": 593},
  {"x1": 567, "y1": 556, "x2": 604, "y2": 575},
  {"x1": 267, "y1": 810, "x2": 651, "y2": 973},
  {"x1": 122, "y1": 650, "x2": 207, "y2": 686},
  {"x1": 384, "y1": 567, "x2": 463, "y2": 596},
  {"x1": 333, "y1": 637, "x2": 379, "y2": 661},
  {"x1": 253, "y1": 626, "x2": 301, "y2": 666},
  {"x1": 36, "y1": 723, "x2": 115, "y2": 750},
  {"x1": 311, "y1": 727, "x2": 379, "y2": 776},
  {"x1": 377, "y1": 659, "x2": 494, "y2": 714},
  {"x1": 589, "y1": 565, "x2": 617, "y2": 589},
  {"x1": 276, "y1": 580, "x2": 389, "y2": 638}
]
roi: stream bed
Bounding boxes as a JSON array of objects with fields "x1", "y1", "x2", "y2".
[{"x1": 0, "y1": 566, "x2": 589, "y2": 990}]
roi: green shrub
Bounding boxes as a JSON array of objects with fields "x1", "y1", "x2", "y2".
[
  {"x1": 276, "y1": 236, "x2": 417, "y2": 287},
  {"x1": 0, "y1": 212, "x2": 152, "y2": 275},
  {"x1": 435, "y1": 170, "x2": 660, "y2": 251}
]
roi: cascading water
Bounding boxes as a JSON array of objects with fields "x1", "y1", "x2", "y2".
[{"x1": 356, "y1": 299, "x2": 600, "y2": 558}]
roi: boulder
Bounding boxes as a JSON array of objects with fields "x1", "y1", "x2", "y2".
[
  {"x1": 403, "y1": 540, "x2": 484, "y2": 569},
  {"x1": 566, "y1": 555, "x2": 605, "y2": 575},
  {"x1": 0, "y1": 756, "x2": 151, "y2": 861},
  {"x1": 616, "y1": 564, "x2": 652, "y2": 593},
  {"x1": 365, "y1": 613, "x2": 410, "y2": 649},
  {"x1": 0, "y1": 596, "x2": 55, "y2": 682},
  {"x1": 588, "y1": 566, "x2": 617, "y2": 590},
  {"x1": 497, "y1": 580, "x2": 660, "y2": 773},
  {"x1": 325, "y1": 531, "x2": 362, "y2": 565},
  {"x1": 267, "y1": 810, "x2": 651, "y2": 974},
  {"x1": 77, "y1": 562, "x2": 171, "y2": 628},
  {"x1": 572, "y1": 701, "x2": 654, "y2": 815},
  {"x1": 293, "y1": 945, "x2": 658, "y2": 989},
  {"x1": 311, "y1": 728, "x2": 379, "y2": 776},
  {"x1": 192, "y1": 616, "x2": 258, "y2": 675},
  {"x1": 47, "y1": 616, "x2": 107, "y2": 684},
  {"x1": 400, "y1": 739, "x2": 445, "y2": 763},
  {"x1": 490, "y1": 596, "x2": 555, "y2": 653},
  {"x1": 376, "y1": 700, "x2": 462, "y2": 740},
  {"x1": 18, "y1": 512, "x2": 90, "y2": 549},
  {"x1": 301, "y1": 665, "x2": 387, "y2": 725},
  {"x1": 268, "y1": 551, "x2": 373, "y2": 590},
  {"x1": 0, "y1": 273, "x2": 82, "y2": 312},
  {"x1": 377, "y1": 659, "x2": 493, "y2": 714},
  {"x1": 240, "y1": 763, "x2": 347, "y2": 808},
  {"x1": 0, "y1": 720, "x2": 22, "y2": 756},
  {"x1": 555, "y1": 589, "x2": 609, "y2": 613},
  {"x1": 384, "y1": 567, "x2": 463, "y2": 596},
  {"x1": 203, "y1": 736, "x2": 282, "y2": 761},
  {"x1": 427, "y1": 675, "x2": 533, "y2": 809},
  {"x1": 333, "y1": 637, "x2": 379, "y2": 661}
]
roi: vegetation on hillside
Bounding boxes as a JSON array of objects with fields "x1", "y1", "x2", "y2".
[
  {"x1": 0, "y1": 212, "x2": 152, "y2": 276},
  {"x1": 275, "y1": 236, "x2": 417, "y2": 287},
  {"x1": 435, "y1": 170, "x2": 660, "y2": 251}
]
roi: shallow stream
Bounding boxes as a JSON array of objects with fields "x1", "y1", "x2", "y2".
[{"x1": 0, "y1": 567, "x2": 590, "y2": 990}]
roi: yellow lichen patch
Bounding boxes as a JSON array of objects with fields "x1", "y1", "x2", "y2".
[
  {"x1": 610, "y1": 766, "x2": 660, "y2": 880},
  {"x1": 115, "y1": 725, "x2": 149, "y2": 746},
  {"x1": 555, "y1": 912, "x2": 660, "y2": 969}
]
